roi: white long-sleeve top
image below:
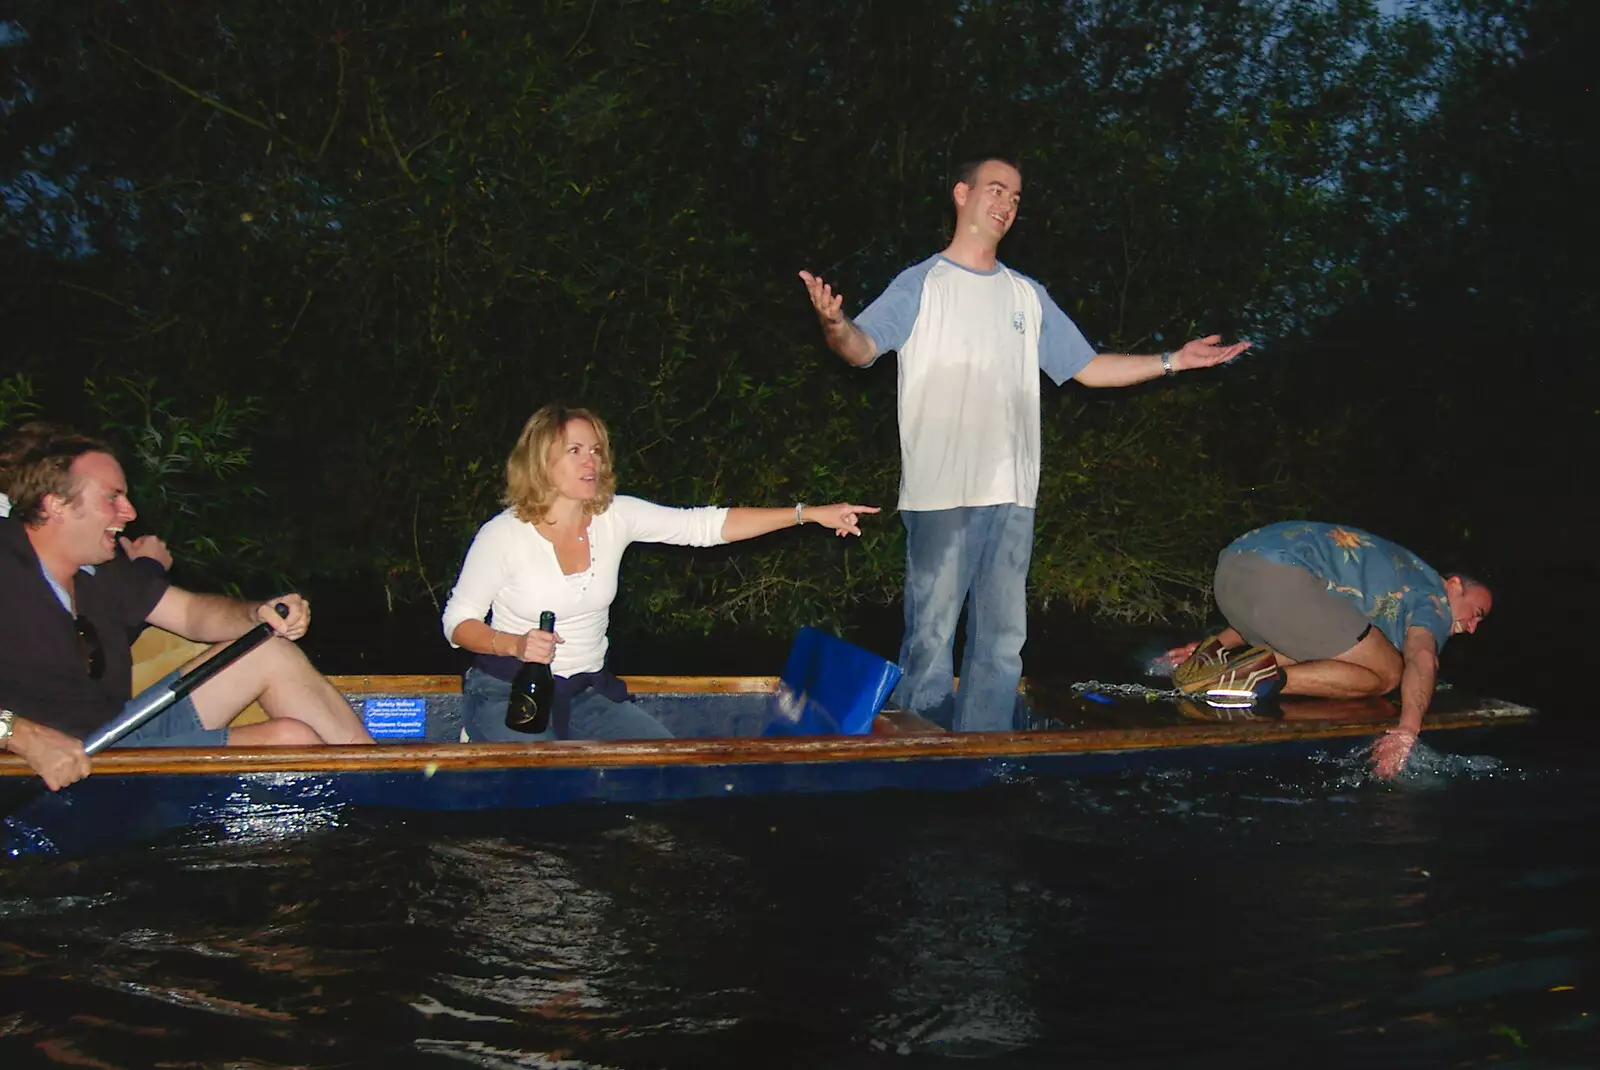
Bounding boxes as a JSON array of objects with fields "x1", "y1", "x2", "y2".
[{"x1": 441, "y1": 495, "x2": 730, "y2": 677}]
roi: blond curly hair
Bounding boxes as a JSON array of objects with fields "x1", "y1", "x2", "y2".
[{"x1": 503, "y1": 404, "x2": 616, "y2": 524}]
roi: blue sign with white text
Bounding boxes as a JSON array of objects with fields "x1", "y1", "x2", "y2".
[{"x1": 362, "y1": 696, "x2": 428, "y2": 739}]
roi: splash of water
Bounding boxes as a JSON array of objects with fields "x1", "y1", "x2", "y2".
[
  {"x1": 1140, "y1": 644, "x2": 1187, "y2": 678},
  {"x1": 1305, "y1": 738, "x2": 1517, "y2": 792},
  {"x1": 2, "y1": 817, "x2": 58, "y2": 858}
]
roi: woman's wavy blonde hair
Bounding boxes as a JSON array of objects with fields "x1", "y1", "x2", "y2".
[{"x1": 503, "y1": 404, "x2": 616, "y2": 523}]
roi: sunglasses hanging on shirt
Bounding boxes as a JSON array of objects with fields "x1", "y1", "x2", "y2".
[{"x1": 74, "y1": 614, "x2": 106, "y2": 680}]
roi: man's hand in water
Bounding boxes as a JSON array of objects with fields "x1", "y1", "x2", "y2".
[{"x1": 1372, "y1": 727, "x2": 1417, "y2": 780}]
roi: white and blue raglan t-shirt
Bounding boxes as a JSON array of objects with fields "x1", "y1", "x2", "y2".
[{"x1": 856, "y1": 255, "x2": 1096, "y2": 511}]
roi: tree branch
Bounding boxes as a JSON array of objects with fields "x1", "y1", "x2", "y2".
[
  {"x1": 369, "y1": 98, "x2": 417, "y2": 183},
  {"x1": 315, "y1": 41, "x2": 348, "y2": 161},
  {"x1": 99, "y1": 40, "x2": 311, "y2": 157}
]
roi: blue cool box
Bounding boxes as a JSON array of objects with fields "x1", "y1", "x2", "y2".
[{"x1": 763, "y1": 626, "x2": 901, "y2": 737}]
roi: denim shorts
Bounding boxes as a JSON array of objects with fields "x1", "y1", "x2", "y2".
[{"x1": 113, "y1": 666, "x2": 231, "y2": 748}]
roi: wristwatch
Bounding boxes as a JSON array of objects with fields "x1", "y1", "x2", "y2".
[{"x1": 0, "y1": 708, "x2": 15, "y2": 749}]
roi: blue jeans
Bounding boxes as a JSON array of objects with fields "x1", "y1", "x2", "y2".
[
  {"x1": 893, "y1": 505, "x2": 1034, "y2": 733},
  {"x1": 461, "y1": 667, "x2": 674, "y2": 742}
]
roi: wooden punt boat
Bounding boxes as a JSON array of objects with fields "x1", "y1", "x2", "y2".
[{"x1": 0, "y1": 674, "x2": 1535, "y2": 857}]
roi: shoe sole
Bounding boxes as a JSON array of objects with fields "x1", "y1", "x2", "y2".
[{"x1": 1174, "y1": 698, "x2": 1267, "y2": 722}]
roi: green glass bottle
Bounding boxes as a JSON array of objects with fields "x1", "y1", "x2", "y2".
[{"x1": 505, "y1": 611, "x2": 556, "y2": 734}]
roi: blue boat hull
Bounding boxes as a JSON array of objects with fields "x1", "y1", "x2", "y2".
[
  {"x1": 5, "y1": 732, "x2": 1517, "y2": 859},
  {"x1": 1, "y1": 678, "x2": 1535, "y2": 858}
]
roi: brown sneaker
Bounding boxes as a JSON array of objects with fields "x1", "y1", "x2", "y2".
[
  {"x1": 1203, "y1": 646, "x2": 1287, "y2": 705},
  {"x1": 1172, "y1": 634, "x2": 1238, "y2": 694}
]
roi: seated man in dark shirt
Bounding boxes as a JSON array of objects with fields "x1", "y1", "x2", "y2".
[
  {"x1": 2, "y1": 419, "x2": 174, "y2": 640},
  {"x1": 2, "y1": 422, "x2": 254, "y2": 708},
  {"x1": 0, "y1": 429, "x2": 373, "y2": 791}
]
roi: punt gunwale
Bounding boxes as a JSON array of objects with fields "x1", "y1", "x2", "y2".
[{"x1": 0, "y1": 674, "x2": 1536, "y2": 779}]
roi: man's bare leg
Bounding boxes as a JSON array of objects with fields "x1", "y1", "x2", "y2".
[
  {"x1": 183, "y1": 638, "x2": 375, "y2": 744},
  {"x1": 1279, "y1": 627, "x2": 1402, "y2": 699},
  {"x1": 227, "y1": 718, "x2": 324, "y2": 746}
]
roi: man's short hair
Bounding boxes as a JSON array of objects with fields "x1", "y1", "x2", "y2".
[
  {"x1": 1447, "y1": 572, "x2": 1490, "y2": 594},
  {"x1": 0, "y1": 420, "x2": 75, "y2": 496},
  {"x1": 2, "y1": 425, "x2": 115, "y2": 526},
  {"x1": 952, "y1": 155, "x2": 1022, "y2": 188}
]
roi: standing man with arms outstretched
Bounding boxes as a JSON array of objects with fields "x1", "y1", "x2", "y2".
[{"x1": 800, "y1": 156, "x2": 1251, "y2": 731}]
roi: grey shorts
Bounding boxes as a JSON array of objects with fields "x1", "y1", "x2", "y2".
[
  {"x1": 1213, "y1": 551, "x2": 1373, "y2": 662},
  {"x1": 112, "y1": 666, "x2": 232, "y2": 749}
]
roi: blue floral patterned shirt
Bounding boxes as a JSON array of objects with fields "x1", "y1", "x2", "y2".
[{"x1": 1223, "y1": 522, "x2": 1453, "y2": 652}]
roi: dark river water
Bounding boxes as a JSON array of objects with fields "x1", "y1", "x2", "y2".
[{"x1": 2, "y1": 724, "x2": 1595, "y2": 1068}]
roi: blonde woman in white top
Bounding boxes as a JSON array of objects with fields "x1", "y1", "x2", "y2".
[{"x1": 442, "y1": 404, "x2": 878, "y2": 741}]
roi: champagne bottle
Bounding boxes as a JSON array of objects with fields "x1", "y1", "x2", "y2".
[{"x1": 505, "y1": 611, "x2": 557, "y2": 734}]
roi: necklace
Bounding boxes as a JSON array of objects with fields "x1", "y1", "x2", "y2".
[{"x1": 543, "y1": 518, "x2": 587, "y2": 543}]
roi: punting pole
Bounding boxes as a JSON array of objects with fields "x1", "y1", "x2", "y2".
[
  {"x1": 2, "y1": 604, "x2": 288, "y2": 822},
  {"x1": 80, "y1": 603, "x2": 287, "y2": 754}
]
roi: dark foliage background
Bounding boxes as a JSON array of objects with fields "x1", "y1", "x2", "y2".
[{"x1": 2, "y1": 0, "x2": 1593, "y2": 682}]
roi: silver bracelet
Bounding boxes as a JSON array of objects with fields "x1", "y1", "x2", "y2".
[
  {"x1": 795, "y1": 502, "x2": 806, "y2": 526},
  {"x1": 1161, "y1": 351, "x2": 1175, "y2": 377}
]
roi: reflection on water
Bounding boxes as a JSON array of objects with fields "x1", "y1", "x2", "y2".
[
  {"x1": 1, "y1": 742, "x2": 1596, "y2": 1068},
  {"x1": 209, "y1": 774, "x2": 350, "y2": 846}
]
